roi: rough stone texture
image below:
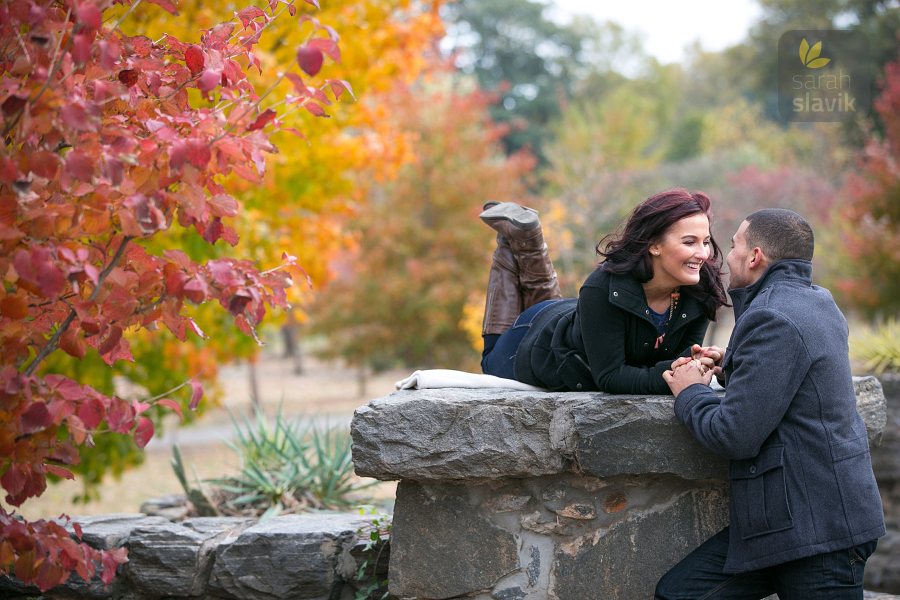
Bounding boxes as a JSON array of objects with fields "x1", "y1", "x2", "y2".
[
  {"x1": 867, "y1": 527, "x2": 900, "y2": 593},
  {"x1": 858, "y1": 375, "x2": 890, "y2": 449},
  {"x1": 552, "y1": 483, "x2": 728, "y2": 599},
  {"x1": 182, "y1": 515, "x2": 256, "y2": 535},
  {"x1": 207, "y1": 512, "x2": 369, "y2": 600},
  {"x1": 570, "y1": 396, "x2": 728, "y2": 480},
  {"x1": 867, "y1": 373, "x2": 900, "y2": 594},
  {"x1": 0, "y1": 511, "x2": 379, "y2": 600},
  {"x1": 59, "y1": 514, "x2": 172, "y2": 598},
  {"x1": 352, "y1": 376, "x2": 885, "y2": 482},
  {"x1": 352, "y1": 389, "x2": 568, "y2": 481},
  {"x1": 389, "y1": 481, "x2": 520, "y2": 599},
  {"x1": 69, "y1": 513, "x2": 172, "y2": 549},
  {"x1": 126, "y1": 518, "x2": 251, "y2": 597},
  {"x1": 870, "y1": 374, "x2": 900, "y2": 481},
  {"x1": 388, "y1": 475, "x2": 727, "y2": 600}
]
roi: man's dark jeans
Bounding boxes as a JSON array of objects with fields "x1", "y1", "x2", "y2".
[{"x1": 655, "y1": 527, "x2": 878, "y2": 600}]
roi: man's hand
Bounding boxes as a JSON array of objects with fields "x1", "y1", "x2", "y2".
[
  {"x1": 664, "y1": 359, "x2": 716, "y2": 396},
  {"x1": 691, "y1": 344, "x2": 724, "y2": 370}
]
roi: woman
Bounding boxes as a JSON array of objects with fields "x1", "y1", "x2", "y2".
[{"x1": 480, "y1": 188, "x2": 728, "y2": 394}]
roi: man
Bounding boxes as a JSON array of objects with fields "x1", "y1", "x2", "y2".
[{"x1": 656, "y1": 209, "x2": 885, "y2": 599}]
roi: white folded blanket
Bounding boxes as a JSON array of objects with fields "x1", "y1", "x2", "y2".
[
  {"x1": 395, "y1": 368, "x2": 724, "y2": 393},
  {"x1": 395, "y1": 369, "x2": 546, "y2": 391}
]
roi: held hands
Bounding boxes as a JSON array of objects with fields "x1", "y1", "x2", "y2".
[
  {"x1": 691, "y1": 344, "x2": 724, "y2": 368},
  {"x1": 663, "y1": 345, "x2": 724, "y2": 397}
]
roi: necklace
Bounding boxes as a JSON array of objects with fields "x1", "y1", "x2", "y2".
[{"x1": 654, "y1": 289, "x2": 680, "y2": 349}]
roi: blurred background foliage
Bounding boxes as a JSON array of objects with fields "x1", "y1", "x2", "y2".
[{"x1": 44, "y1": 0, "x2": 899, "y2": 498}]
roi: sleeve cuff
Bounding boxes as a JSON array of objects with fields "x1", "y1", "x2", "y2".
[{"x1": 674, "y1": 382, "x2": 713, "y2": 421}]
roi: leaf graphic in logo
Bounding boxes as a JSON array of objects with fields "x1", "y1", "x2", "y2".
[
  {"x1": 806, "y1": 40, "x2": 823, "y2": 61},
  {"x1": 799, "y1": 38, "x2": 810, "y2": 63},
  {"x1": 799, "y1": 38, "x2": 831, "y2": 69}
]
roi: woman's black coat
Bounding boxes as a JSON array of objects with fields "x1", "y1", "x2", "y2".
[{"x1": 514, "y1": 268, "x2": 709, "y2": 394}]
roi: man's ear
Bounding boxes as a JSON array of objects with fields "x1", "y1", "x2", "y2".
[{"x1": 748, "y1": 247, "x2": 768, "y2": 271}]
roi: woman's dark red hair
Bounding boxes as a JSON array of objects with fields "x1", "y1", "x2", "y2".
[{"x1": 597, "y1": 188, "x2": 728, "y2": 319}]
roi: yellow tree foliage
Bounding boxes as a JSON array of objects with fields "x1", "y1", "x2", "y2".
[{"x1": 124, "y1": 0, "x2": 446, "y2": 293}]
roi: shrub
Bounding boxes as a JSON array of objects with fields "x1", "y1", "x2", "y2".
[
  {"x1": 851, "y1": 318, "x2": 900, "y2": 375},
  {"x1": 173, "y1": 408, "x2": 372, "y2": 519}
]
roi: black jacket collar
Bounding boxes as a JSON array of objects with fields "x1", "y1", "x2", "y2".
[
  {"x1": 608, "y1": 271, "x2": 705, "y2": 325},
  {"x1": 728, "y1": 259, "x2": 813, "y2": 319}
]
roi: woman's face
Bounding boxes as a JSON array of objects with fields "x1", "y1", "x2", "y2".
[{"x1": 648, "y1": 213, "x2": 712, "y2": 288}]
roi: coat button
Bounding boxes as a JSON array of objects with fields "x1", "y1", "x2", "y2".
[
  {"x1": 749, "y1": 465, "x2": 757, "y2": 474},
  {"x1": 643, "y1": 342, "x2": 649, "y2": 347},
  {"x1": 613, "y1": 291, "x2": 619, "y2": 297},
  {"x1": 645, "y1": 309, "x2": 650, "y2": 314},
  {"x1": 681, "y1": 313, "x2": 687, "y2": 318},
  {"x1": 576, "y1": 383, "x2": 583, "y2": 390}
]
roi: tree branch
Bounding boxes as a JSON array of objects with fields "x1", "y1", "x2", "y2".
[{"x1": 24, "y1": 236, "x2": 134, "y2": 376}]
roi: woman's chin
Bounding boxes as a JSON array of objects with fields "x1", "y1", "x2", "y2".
[{"x1": 678, "y1": 272, "x2": 702, "y2": 286}]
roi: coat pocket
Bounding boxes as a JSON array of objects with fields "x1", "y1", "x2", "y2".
[
  {"x1": 729, "y1": 444, "x2": 794, "y2": 540},
  {"x1": 831, "y1": 435, "x2": 883, "y2": 535},
  {"x1": 554, "y1": 350, "x2": 593, "y2": 391}
]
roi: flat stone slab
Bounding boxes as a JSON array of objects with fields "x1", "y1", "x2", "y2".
[
  {"x1": 352, "y1": 376, "x2": 886, "y2": 482},
  {"x1": 207, "y1": 512, "x2": 372, "y2": 600}
]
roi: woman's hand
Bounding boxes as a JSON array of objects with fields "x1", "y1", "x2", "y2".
[
  {"x1": 691, "y1": 344, "x2": 724, "y2": 370},
  {"x1": 671, "y1": 353, "x2": 723, "y2": 377},
  {"x1": 664, "y1": 359, "x2": 716, "y2": 396}
]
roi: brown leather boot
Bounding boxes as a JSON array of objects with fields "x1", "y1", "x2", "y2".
[
  {"x1": 481, "y1": 202, "x2": 562, "y2": 310},
  {"x1": 482, "y1": 235, "x2": 522, "y2": 335}
]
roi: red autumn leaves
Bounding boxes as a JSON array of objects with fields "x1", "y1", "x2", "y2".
[{"x1": 0, "y1": 0, "x2": 346, "y2": 592}]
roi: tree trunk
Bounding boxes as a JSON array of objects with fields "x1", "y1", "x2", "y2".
[{"x1": 356, "y1": 363, "x2": 368, "y2": 398}]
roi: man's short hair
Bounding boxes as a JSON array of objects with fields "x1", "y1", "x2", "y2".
[{"x1": 745, "y1": 209, "x2": 814, "y2": 262}]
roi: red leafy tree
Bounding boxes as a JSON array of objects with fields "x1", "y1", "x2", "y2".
[
  {"x1": 0, "y1": 0, "x2": 347, "y2": 590},
  {"x1": 831, "y1": 52, "x2": 900, "y2": 316}
]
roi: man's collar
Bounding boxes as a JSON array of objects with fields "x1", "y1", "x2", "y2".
[{"x1": 728, "y1": 259, "x2": 813, "y2": 318}]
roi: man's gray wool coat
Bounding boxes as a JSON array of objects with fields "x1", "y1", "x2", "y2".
[{"x1": 675, "y1": 259, "x2": 885, "y2": 573}]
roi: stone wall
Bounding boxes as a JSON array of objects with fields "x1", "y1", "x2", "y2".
[
  {"x1": 1, "y1": 512, "x2": 388, "y2": 599},
  {"x1": 868, "y1": 373, "x2": 900, "y2": 593},
  {"x1": 351, "y1": 377, "x2": 888, "y2": 600}
]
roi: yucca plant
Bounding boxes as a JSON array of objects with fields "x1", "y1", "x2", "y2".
[
  {"x1": 851, "y1": 318, "x2": 900, "y2": 375},
  {"x1": 171, "y1": 444, "x2": 219, "y2": 517},
  {"x1": 174, "y1": 407, "x2": 373, "y2": 520},
  {"x1": 300, "y1": 425, "x2": 365, "y2": 508}
]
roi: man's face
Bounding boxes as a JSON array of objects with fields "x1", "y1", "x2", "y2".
[{"x1": 726, "y1": 220, "x2": 753, "y2": 290}]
